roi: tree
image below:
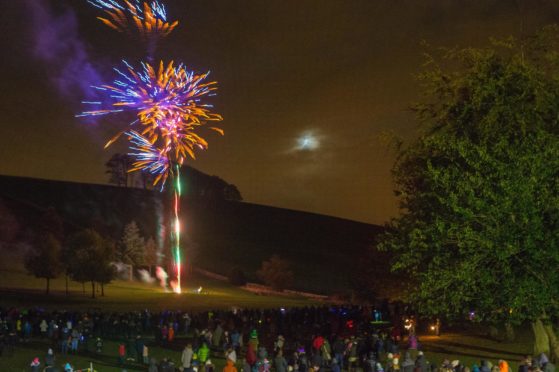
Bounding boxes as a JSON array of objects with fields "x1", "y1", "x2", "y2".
[
  {"x1": 379, "y1": 28, "x2": 559, "y2": 355},
  {"x1": 24, "y1": 208, "x2": 65, "y2": 294},
  {"x1": 24, "y1": 234, "x2": 63, "y2": 294},
  {"x1": 117, "y1": 221, "x2": 146, "y2": 269},
  {"x1": 65, "y1": 229, "x2": 115, "y2": 298},
  {"x1": 257, "y1": 255, "x2": 294, "y2": 291},
  {"x1": 105, "y1": 153, "x2": 133, "y2": 187},
  {"x1": 144, "y1": 236, "x2": 158, "y2": 274}
]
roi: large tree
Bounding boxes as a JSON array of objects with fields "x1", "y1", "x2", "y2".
[
  {"x1": 379, "y1": 28, "x2": 559, "y2": 355},
  {"x1": 117, "y1": 221, "x2": 146, "y2": 268},
  {"x1": 66, "y1": 229, "x2": 115, "y2": 298},
  {"x1": 24, "y1": 234, "x2": 63, "y2": 294},
  {"x1": 24, "y1": 208, "x2": 65, "y2": 294}
]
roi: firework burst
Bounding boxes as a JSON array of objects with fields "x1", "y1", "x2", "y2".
[
  {"x1": 88, "y1": 0, "x2": 178, "y2": 40},
  {"x1": 78, "y1": 59, "x2": 223, "y2": 184}
]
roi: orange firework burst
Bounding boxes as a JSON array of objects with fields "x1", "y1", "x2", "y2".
[
  {"x1": 78, "y1": 59, "x2": 223, "y2": 186},
  {"x1": 89, "y1": 0, "x2": 178, "y2": 41}
]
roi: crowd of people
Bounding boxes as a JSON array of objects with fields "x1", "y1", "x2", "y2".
[{"x1": 0, "y1": 306, "x2": 554, "y2": 372}]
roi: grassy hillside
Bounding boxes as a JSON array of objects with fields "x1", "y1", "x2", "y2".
[{"x1": 0, "y1": 175, "x2": 384, "y2": 294}]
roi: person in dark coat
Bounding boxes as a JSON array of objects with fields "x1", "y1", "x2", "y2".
[
  {"x1": 480, "y1": 361, "x2": 491, "y2": 372},
  {"x1": 415, "y1": 351, "x2": 428, "y2": 372},
  {"x1": 402, "y1": 352, "x2": 415, "y2": 372}
]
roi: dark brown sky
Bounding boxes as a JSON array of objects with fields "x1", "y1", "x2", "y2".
[{"x1": 1, "y1": 0, "x2": 558, "y2": 224}]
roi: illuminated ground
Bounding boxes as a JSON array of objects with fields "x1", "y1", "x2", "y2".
[
  {"x1": 0, "y1": 268, "x2": 318, "y2": 312},
  {"x1": 0, "y1": 269, "x2": 533, "y2": 371}
]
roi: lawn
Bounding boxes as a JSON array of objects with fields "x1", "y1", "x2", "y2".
[
  {"x1": 0, "y1": 268, "x2": 318, "y2": 312},
  {"x1": 0, "y1": 268, "x2": 537, "y2": 371}
]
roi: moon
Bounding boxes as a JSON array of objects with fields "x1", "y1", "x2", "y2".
[{"x1": 296, "y1": 132, "x2": 320, "y2": 151}]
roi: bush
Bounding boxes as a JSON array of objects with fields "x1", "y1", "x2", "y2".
[{"x1": 228, "y1": 267, "x2": 247, "y2": 286}]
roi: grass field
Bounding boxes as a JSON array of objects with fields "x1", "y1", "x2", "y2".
[
  {"x1": 0, "y1": 268, "x2": 317, "y2": 312},
  {"x1": 0, "y1": 269, "x2": 536, "y2": 371}
]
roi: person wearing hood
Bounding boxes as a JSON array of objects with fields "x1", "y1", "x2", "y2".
[
  {"x1": 499, "y1": 360, "x2": 510, "y2": 372},
  {"x1": 402, "y1": 351, "x2": 415, "y2": 372},
  {"x1": 415, "y1": 351, "x2": 428, "y2": 372},
  {"x1": 30, "y1": 357, "x2": 41, "y2": 372},
  {"x1": 198, "y1": 342, "x2": 210, "y2": 364}
]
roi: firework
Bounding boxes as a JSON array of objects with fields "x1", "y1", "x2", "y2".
[
  {"x1": 88, "y1": 0, "x2": 178, "y2": 40},
  {"x1": 78, "y1": 60, "x2": 223, "y2": 184},
  {"x1": 126, "y1": 130, "x2": 171, "y2": 187}
]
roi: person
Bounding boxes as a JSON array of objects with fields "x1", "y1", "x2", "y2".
[
  {"x1": 227, "y1": 347, "x2": 238, "y2": 364},
  {"x1": 199, "y1": 342, "x2": 210, "y2": 364},
  {"x1": 518, "y1": 356, "x2": 532, "y2": 372},
  {"x1": 330, "y1": 358, "x2": 341, "y2": 372},
  {"x1": 275, "y1": 350, "x2": 288, "y2": 372},
  {"x1": 205, "y1": 359, "x2": 215, "y2": 372},
  {"x1": 182, "y1": 344, "x2": 194, "y2": 371},
  {"x1": 118, "y1": 343, "x2": 126, "y2": 366},
  {"x1": 96, "y1": 337, "x2": 103, "y2": 354},
  {"x1": 415, "y1": 351, "x2": 428, "y2": 372},
  {"x1": 143, "y1": 344, "x2": 150, "y2": 365},
  {"x1": 148, "y1": 358, "x2": 159, "y2": 372},
  {"x1": 538, "y1": 354, "x2": 556, "y2": 372},
  {"x1": 30, "y1": 357, "x2": 41, "y2": 372},
  {"x1": 64, "y1": 362, "x2": 73, "y2": 372},
  {"x1": 45, "y1": 348, "x2": 55, "y2": 367},
  {"x1": 402, "y1": 351, "x2": 414, "y2": 372},
  {"x1": 224, "y1": 358, "x2": 238, "y2": 372},
  {"x1": 499, "y1": 360, "x2": 510, "y2": 372}
]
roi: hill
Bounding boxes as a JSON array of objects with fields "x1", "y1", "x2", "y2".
[{"x1": 0, "y1": 174, "x2": 384, "y2": 294}]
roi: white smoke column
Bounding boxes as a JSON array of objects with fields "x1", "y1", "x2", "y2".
[
  {"x1": 138, "y1": 269, "x2": 155, "y2": 284},
  {"x1": 155, "y1": 266, "x2": 168, "y2": 289}
]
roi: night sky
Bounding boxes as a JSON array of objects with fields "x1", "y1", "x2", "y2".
[{"x1": 1, "y1": 0, "x2": 558, "y2": 224}]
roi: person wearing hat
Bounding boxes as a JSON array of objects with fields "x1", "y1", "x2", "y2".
[
  {"x1": 415, "y1": 351, "x2": 428, "y2": 372},
  {"x1": 30, "y1": 357, "x2": 41, "y2": 372},
  {"x1": 205, "y1": 359, "x2": 215, "y2": 372}
]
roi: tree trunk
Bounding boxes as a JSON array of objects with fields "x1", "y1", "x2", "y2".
[
  {"x1": 46, "y1": 278, "x2": 50, "y2": 295},
  {"x1": 101, "y1": 283, "x2": 105, "y2": 297},
  {"x1": 65, "y1": 275, "x2": 69, "y2": 295},
  {"x1": 533, "y1": 319, "x2": 550, "y2": 356},
  {"x1": 543, "y1": 323, "x2": 559, "y2": 362},
  {"x1": 505, "y1": 322, "x2": 515, "y2": 342},
  {"x1": 91, "y1": 281, "x2": 96, "y2": 299},
  {"x1": 488, "y1": 325, "x2": 500, "y2": 341}
]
